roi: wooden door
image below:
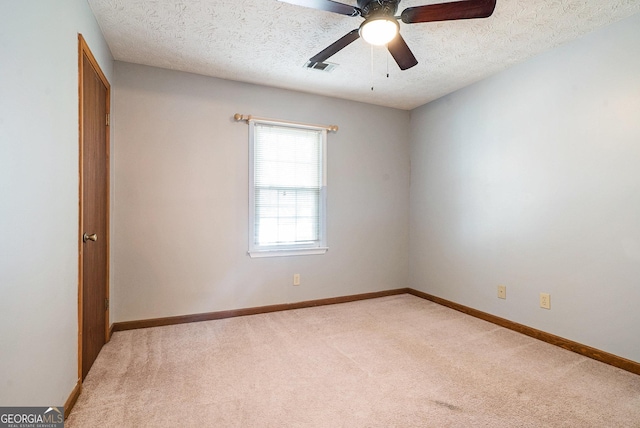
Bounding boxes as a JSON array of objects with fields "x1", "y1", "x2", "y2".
[{"x1": 79, "y1": 35, "x2": 110, "y2": 381}]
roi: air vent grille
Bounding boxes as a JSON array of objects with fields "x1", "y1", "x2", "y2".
[{"x1": 304, "y1": 61, "x2": 337, "y2": 72}]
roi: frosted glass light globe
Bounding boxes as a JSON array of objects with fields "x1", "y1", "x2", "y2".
[{"x1": 360, "y1": 17, "x2": 399, "y2": 46}]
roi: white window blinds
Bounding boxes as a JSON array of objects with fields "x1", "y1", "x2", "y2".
[{"x1": 249, "y1": 120, "x2": 327, "y2": 257}]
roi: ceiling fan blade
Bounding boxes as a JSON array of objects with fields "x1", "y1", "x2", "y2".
[
  {"x1": 277, "y1": 0, "x2": 359, "y2": 16},
  {"x1": 401, "y1": 0, "x2": 496, "y2": 24},
  {"x1": 309, "y1": 29, "x2": 360, "y2": 63},
  {"x1": 387, "y1": 34, "x2": 418, "y2": 70}
]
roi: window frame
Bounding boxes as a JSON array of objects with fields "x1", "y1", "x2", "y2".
[{"x1": 248, "y1": 119, "x2": 328, "y2": 258}]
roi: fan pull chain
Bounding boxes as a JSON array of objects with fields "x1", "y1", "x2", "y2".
[
  {"x1": 386, "y1": 47, "x2": 390, "y2": 78},
  {"x1": 370, "y1": 44, "x2": 374, "y2": 91}
]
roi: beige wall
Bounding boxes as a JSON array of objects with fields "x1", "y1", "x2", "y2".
[
  {"x1": 112, "y1": 62, "x2": 411, "y2": 322},
  {"x1": 0, "y1": 0, "x2": 113, "y2": 406},
  {"x1": 409, "y1": 13, "x2": 640, "y2": 362}
]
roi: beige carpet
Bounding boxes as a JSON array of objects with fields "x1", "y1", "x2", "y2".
[{"x1": 67, "y1": 294, "x2": 640, "y2": 427}]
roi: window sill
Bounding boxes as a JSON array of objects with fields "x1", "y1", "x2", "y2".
[{"x1": 248, "y1": 247, "x2": 328, "y2": 258}]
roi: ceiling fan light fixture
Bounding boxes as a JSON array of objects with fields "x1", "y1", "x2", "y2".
[{"x1": 359, "y1": 16, "x2": 399, "y2": 46}]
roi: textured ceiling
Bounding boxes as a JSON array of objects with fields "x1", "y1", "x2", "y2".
[{"x1": 88, "y1": 0, "x2": 640, "y2": 110}]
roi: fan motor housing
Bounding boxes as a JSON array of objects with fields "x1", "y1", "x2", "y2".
[{"x1": 357, "y1": 0, "x2": 400, "y2": 18}]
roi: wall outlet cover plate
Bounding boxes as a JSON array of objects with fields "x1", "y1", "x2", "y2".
[{"x1": 540, "y1": 293, "x2": 551, "y2": 309}]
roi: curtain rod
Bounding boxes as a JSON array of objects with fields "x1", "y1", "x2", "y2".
[{"x1": 233, "y1": 114, "x2": 338, "y2": 133}]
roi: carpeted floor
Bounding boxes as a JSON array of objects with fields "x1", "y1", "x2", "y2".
[{"x1": 67, "y1": 294, "x2": 640, "y2": 427}]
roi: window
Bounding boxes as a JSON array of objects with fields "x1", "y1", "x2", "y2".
[{"x1": 248, "y1": 120, "x2": 328, "y2": 257}]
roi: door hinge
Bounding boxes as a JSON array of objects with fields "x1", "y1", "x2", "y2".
[
  {"x1": 105, "y1": 298, "x2": 109, "y2": 311},
  {"x1": 106, "y1": 113, "x2": 110, "y2": 126}
]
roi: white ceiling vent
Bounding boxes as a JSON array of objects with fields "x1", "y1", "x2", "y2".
[{"x1": 304, "y1": 61, "x2": 337, "y2": 72}]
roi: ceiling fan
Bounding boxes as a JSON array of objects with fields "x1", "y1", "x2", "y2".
[{"x1": 278, "y1": 0, "x2": 497, "y2": 70}]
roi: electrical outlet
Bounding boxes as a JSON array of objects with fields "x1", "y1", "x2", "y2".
[
  {"x1": 497, "y1": 285, "x2": 506, "y2": 299},
  {"x1": 293, "y1": 274, "x2": 300, "y2": 286},
  {"x1": 540, "y1": 293, "x2": 550, "y2": 309}
]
